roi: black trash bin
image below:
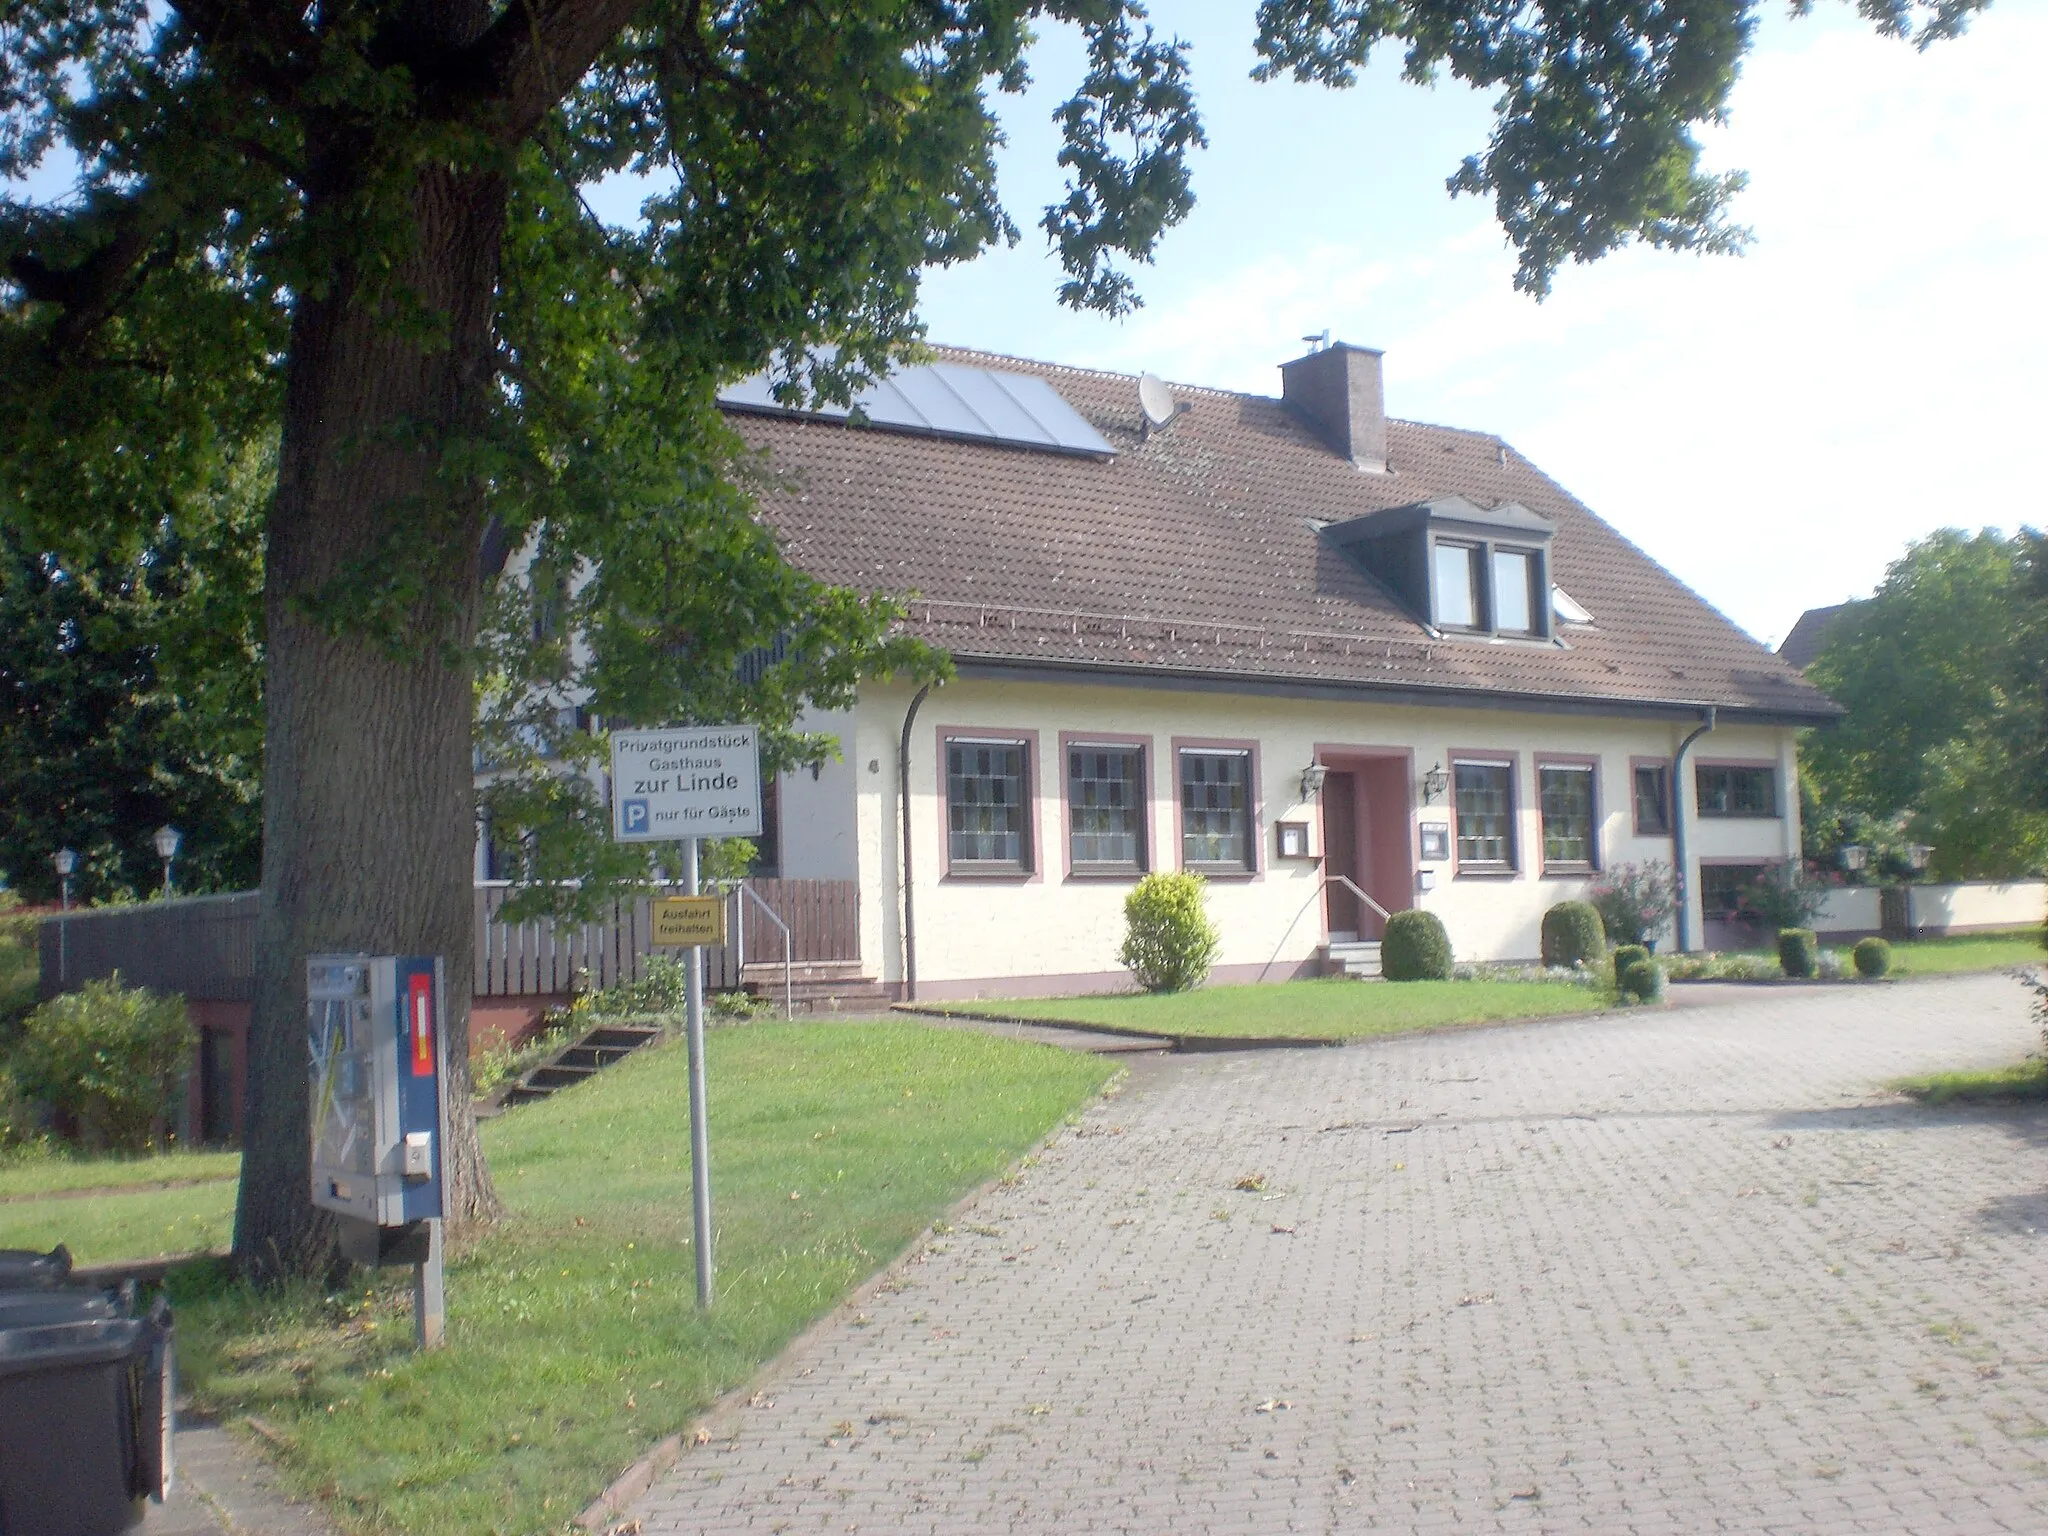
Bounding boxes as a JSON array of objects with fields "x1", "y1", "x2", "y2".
[
  {"x1": 0, "y1": 1295, "x2": 173, "y2": 1536},
  {"x1": 0, "y1": 1288, "x2": 122, "y2": 1328},
  {"x1": 0, "y1": 1245, "x2": 73, "y2": 1289}
]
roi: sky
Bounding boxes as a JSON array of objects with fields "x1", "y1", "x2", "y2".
[
  {"x1": 908, "y1": 2, "x2": 2048, "y2": 648},
  {"x1": 14, "y1": 3, "x2": 2039, "y2": 647}
]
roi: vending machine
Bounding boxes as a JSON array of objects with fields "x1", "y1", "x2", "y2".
[{"x1": 307, "y1": 956, "x2": 447, "y2": 1287}]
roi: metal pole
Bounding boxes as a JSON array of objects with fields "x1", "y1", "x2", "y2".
[
  {"x1": 682, "y1": 837, "x2": 714, "y2": 1307},
  {"x1": 414, "y1": 1218, "x2": 445, "y2": 1349},
  {"x1": 1670, "y1": 707, "x2": 1718, "y2": 953}
]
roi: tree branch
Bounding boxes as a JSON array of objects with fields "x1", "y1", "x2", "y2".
[
  {"x1": 469, "y1": 0, "x2": 657, "y2": 143},
  {"x1": 7, "y1": 209, "x2": 158, "y2": 353},
  {"x1": 169, "y1": 0, "x2": 316, "y2": 102}
]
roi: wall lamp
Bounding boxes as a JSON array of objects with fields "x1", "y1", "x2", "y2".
[
  {"x1": 1838, "y1": 844, "x2": 1868, "y2": 873},
  {"x1": 1908, "y1": 843, "x2": 1935, "y2": 873},
  {"x1": 1420, "y1": 761, "x2": 1449, "y2": 805},
  {"x1": 1299, "y1": 762, "x2": 1329, "y2": 802}
]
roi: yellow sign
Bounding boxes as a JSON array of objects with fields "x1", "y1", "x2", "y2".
[{"x1": 652, "y1": 896, "x2": 726, "y2": 948}]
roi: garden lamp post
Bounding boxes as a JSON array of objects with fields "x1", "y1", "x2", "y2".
[
  {"x1": 153, "y1": 825, "x2": 183, "y2": 896},
  {"x1": 52, "y1": 846, "x2": 77, "y2": 984},
  {"x1": 1838, "y1": 844, "x2": 1868, "y2": 875},
  {"x1": 1908, "y1": 844, "x2": 1934, "y2": 875}
]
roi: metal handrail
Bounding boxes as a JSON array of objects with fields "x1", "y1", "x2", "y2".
[
  {"x1": 1258, "y1": 875, "x2": 1395, "y2": 985},
  {"x1": 734, "y1": 883, "x2": 794, "y2": 1020}
]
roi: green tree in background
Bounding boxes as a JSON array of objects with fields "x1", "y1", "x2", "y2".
[
  {"x1": 1803, "y1": 528, "x2": 2048, "y2": 881},
  {"x1": 2, "y1": 0, "x2": 1991, "y2": 1279},
  {"x1": 0, "y1": 457, "x2": 266, "y2": 904}
]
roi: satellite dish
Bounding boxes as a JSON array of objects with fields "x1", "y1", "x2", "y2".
[{"x1": 1138, "y1": 373, "x2": 1175, "y2": 431}]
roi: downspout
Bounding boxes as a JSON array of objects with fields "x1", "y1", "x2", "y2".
[
  {"x1": 1670, "y1": 706, "x2": 1718, "y2": 952},
  {"x1": 898, "y1": 682, "x2": 935, "y2": 1002}
]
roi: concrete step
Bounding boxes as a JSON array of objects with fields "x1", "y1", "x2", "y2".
[
  {"x1": 741, "y1": 962, "x2": 889, "y2": 1015},
  {"x1": 501, "y1": 1020, "x2": 664, "y2": 1108},
  {"x1": 1324, "y1": 940, "x2": 1383, "y2": 980}
]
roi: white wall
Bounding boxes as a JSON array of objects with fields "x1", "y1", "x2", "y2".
[
  {"x1": 774, "y1": 708, "x2": 860, "y2": 880},
  {"x1": 1812, "y1": 886, "x2": 1882, "y2": 936},
  {"x1": 1908, "y1": 882, "x2": 2046, "y2": 934},
  {"x1": 851, "y1": 676, "x2": 1802, "y2": 994}
]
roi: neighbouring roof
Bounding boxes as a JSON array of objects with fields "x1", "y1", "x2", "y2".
[
  {"x1": 722, "y1": 347, "x2": 1841, "y2": 725},
  {"x1": 1776, "y1": 602, "x2": 1863, "y2": 674}
]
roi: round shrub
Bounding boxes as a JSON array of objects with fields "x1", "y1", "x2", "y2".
[
  {"x1": 1381, "y1": 910, "x2": 1453, "y2": 981},
  {"x1": 1541, "y1": 901, "x2": 1607, "y2": 970},
  {"x1": 1852, "y1": 936, "x2": 1893, "y2": 979},
  {"x1": 1118, "y1": 872, "x2": 1221, "y2": 993},
  {"x1": 1612, "y1": 943, "x2": 1651, "y2": 987},
  {"x1": 1618, "y1": 957, "x2": 1664, "y2": 1003},
  {"x1": 1777, "y1": 927, "x2": 1819, "y2": 979},
  {"x1": 12, "y1": 974, "x2": 193, "y2": 1151}
]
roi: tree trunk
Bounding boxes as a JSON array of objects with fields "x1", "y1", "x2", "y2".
[{"x1": 233, "y1": 150, "x2": 508, "y2": 1283}]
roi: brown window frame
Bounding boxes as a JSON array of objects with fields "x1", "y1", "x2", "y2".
[
  {"x1": 1173, "y1": 737, "x2": 1262, "y2": 879},
  {"x1": 1630, "y1": 757, "x2": 1672, "y2": 837},
  {"x1": 1695, "y1": 759, "x2": 1780, "y2": 819},
  {"x1": 1536, "y1": 756, "x2": 1600, "y2": 875},
  {"x1": 936, "y1": 726, "x2": 1042, "y2": 881},
  {"x1": 1060, "y1": 732, "x2": 1151, "y2": 880},
  {"x1": 1449, "y1": 752, "x2": 1520, "y2": 876}
]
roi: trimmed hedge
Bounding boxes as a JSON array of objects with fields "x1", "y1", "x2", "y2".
[
  {"x1": 1118, "y1": 872, "x2": 1221, "y2": 993},
  {"x1": 1852, "y1": 936, "x2": 1893, "y2": 979},
  {"x1": 1612, "y1": 943, "x2": 1651, "y2": 987},
  {"x1": 1777, "y1": 928, "x2": 1819, "y2": 979},
  {"x1": 1618, "y1": 957, "x2": 1664, "y2": 1003},
  {"x1": 1381, "y1": 910, "x2": 1453, "y2": 981},
  {"x1": 1541, "y1": 901, "x2": 1606, "y2": 970}
]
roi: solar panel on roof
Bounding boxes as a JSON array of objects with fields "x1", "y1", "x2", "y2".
[{"x1": 717, "y1": 358, "x2": 1115, "y2": 459}]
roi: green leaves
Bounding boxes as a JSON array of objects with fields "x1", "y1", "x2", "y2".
[
  {"x1": 1251, "y1": 0, "x2": 1978, "y2": 296},
  {"x1": 1042, "y1": 2, "x2": 1204, "y2": 313},
  {"x1": 1803, "y1": 528, "x2": 2048, "y2": 882}
]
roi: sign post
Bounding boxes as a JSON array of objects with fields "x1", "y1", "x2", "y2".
[{"x1": 610, "y1": 725, "x2": 762, "y2": 1310}]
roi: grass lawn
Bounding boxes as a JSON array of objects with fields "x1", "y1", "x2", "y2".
[
  {"x1": 1888, "y1": 930, "x2": 2044, "y2": 976},
  {"x1": 0, "y1": 1179, "x2": 235, "y2": 1258},
  {"x1": 1892, "y1": 1061, "x2": 2048, "y2": 1104},
  {"x1": 0, "y1": 1147, "x2": 241, "y2": 1203},
  {"x1": 137, "y1": 1021, "x2": 1114, "y2": 1536},
  {"x1": 922, "y1": 976, "x2": 1611, "y2": 1040}
]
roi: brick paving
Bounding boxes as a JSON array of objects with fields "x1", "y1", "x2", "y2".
[{"x1": 630, "y1": 974, "x2": 2048, "y2": 1534}]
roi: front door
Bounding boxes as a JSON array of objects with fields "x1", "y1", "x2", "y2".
[{"x1": 1322, "y1": 771, "x2": 1360, "y2": 937}]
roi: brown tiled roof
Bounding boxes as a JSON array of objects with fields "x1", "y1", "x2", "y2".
[
  {"x1": 1776, "y1": 602, "x2": 1862, "y2": 674},
  {"x1": 728, "y1": 347, "x2": 1840, "y2": 725}
]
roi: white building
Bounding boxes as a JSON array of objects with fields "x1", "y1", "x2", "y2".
[{"x1": 718, "y1": 341, "x2": 1836, "y2": 1000}]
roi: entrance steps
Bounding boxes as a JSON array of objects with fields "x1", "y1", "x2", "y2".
[
  {"x1": 1324, "y1": 941, "x2": 1384, "y2": 980},
  {"x1": 501, "y1": 1021, "x2": 661, "y2": 1108},
  {"x1": 742, "y1": 960, "x2": 889, "y2": 1015}
]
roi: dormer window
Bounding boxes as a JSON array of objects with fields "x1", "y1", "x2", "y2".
[
  {"x1": 1335, "y1": 496, "x2": 1557, "y2": 640},
  {"x1": 1434, "y1": 543, "x2": 1482, "y2": 628},
  {"x1": 1491, "y1": 548, "x2": 1538, "y2": 634}
]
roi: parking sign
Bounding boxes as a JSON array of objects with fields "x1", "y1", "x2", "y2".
[{"x1": 610, "y1": 726, "x2": 762, "y2": 842}]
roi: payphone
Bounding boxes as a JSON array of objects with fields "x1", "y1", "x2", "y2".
[{"x1": 307, "y1": 955, "x2": 448, "y2": 1346}]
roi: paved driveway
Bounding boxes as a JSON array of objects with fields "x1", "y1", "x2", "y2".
[{"x1": 631, "y1": 976, "x2": 2048, "y2": 1534}]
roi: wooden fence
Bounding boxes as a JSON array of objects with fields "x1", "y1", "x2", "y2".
[{"x1": 41, "y1": 879, "x2": 861, "y2": 1003}]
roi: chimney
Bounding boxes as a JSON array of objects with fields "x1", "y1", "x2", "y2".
[{"x1": 1280, "y1": 341, "x2": 1387, "y2": 472}]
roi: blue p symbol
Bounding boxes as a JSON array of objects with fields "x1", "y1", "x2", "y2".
[{"x1": 622, "y1": 799, "x2": 650, "y2": 835}]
